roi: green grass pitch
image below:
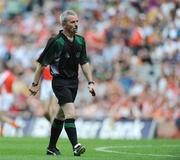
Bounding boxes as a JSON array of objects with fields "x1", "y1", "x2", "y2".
[{"x1": 0, "y1": 137, "x2": 180, "y2": 160}]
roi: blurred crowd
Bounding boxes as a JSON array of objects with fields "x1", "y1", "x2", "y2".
[{"x1": 0, "y1": 0, "x2": 179, "y2": 131}]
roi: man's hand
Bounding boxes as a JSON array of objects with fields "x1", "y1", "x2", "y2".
[
  {"x1": 29, "y1": 83, "x2": 40, "y2": 96},
  {"x1": 88, "y1": 82, "x2": 96, "y2": 96}
]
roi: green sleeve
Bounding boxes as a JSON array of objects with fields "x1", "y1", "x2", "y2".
[{"x1": 37, "y1": 38, "x2": 57, "y2": 66}]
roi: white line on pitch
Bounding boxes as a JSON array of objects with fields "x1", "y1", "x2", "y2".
[{"x1": 95, "y1": 145, "x2": 180, "y2": 158}]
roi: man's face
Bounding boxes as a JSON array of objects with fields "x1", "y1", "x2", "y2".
[{"x1": 64, "y1": 15, "x2": 78, "y2": 35}]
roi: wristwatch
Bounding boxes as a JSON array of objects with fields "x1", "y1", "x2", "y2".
[
  {"x1": 32, "y1": 82, "x2": 38, "y2": 87},
  {"x1": 88, "y1": 81, "x2": 95, "y2": 85}
]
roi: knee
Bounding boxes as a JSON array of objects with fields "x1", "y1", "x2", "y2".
[
  {"x1": 55, "y1": 110, "x2": 65, "y2": 121},
  {"x1": 55, "y1": 110, "x2": 75, "y2": 120},
  {"x1": 61, "y1": 103, "x2": 76, "y2": 119},
  {"x1": 64, "y1": 111, "x2": 75, "y2": 119}
]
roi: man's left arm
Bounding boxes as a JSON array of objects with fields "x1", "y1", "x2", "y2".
[{"x1": 81, "y1": 63, "x2": 96, "y2": 96}]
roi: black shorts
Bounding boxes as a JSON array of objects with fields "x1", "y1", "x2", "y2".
[{"x1": 52, "y1": 77, "x2": 78, "y2": 105}]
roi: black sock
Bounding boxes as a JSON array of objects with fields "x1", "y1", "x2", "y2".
[
  {"x1": 48, "y1": 119, "x2": 64, "y2": 149},
  {"x1": 64, "y1": 119, "x2": 78, "y2": 148}
]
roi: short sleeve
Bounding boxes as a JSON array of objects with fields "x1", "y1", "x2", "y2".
[{"x1": 37, "y1": 38, "x2": 57, "y2": 66}]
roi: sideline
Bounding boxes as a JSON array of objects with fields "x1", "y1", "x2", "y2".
[{"x1": 95, "y1": 145, "x2": 180, "y2": 158}]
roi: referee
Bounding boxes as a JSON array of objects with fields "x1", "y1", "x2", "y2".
[{"x1": 29, "y1": 10, "x2": 96, "y2": 156}]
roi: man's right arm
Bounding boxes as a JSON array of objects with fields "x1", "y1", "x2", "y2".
[
  {"x1": 29, "y1": 62, "x2": 44, "y2": 96},
  {"x1": 29, "y1": 36, "x2": 58, "y2": 95}
]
